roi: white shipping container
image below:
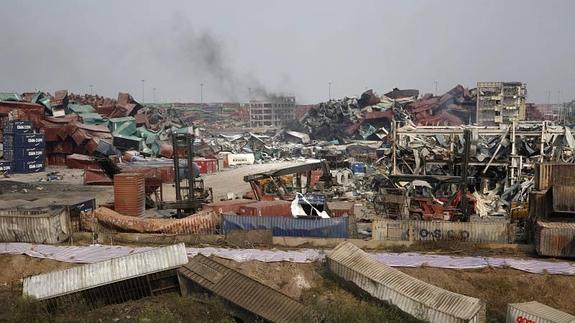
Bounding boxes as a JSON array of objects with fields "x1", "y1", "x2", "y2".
[
  {"x1": 0, "y1": 208, "x2": 70, "y2": 244},
  {"x1": 23, "y1": 243, "x2": 188, "y2": 300},
  {"x1": 506, "y1": 301, "x2": 575, "y2": 323},
  {"x1": 372, "y1": 219, "x2": 510, "y2": 243},
  {"x1": 327, "y1": 242, "x2": 486, "y2": 323},
  {"x1": 227, "y1": 153, "x2": 255, "y2": 166}
]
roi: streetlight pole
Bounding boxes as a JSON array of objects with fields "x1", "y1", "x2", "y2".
[
  {"x1": 89, "y1": 84, "x2": 93, "y2": 96},
  {"x1": 328, "y1": 82, "x2": 332, "y2": 101},
  {"x1": 141, "y1": 80, "x2": 145, "y2": 104}
]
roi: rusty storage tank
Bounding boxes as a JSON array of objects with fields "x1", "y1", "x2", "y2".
[{"x1": 114, "y1": 173, "x2": 145, "y2": 217}]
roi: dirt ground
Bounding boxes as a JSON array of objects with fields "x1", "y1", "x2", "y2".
[
  {"x1": 0, "y1": 254, "x2": 78, "y2": 284},
  {"x1": 161, "y1": 160, "x2": 303, "y2": 202},
  {"x1": 0, "y1": 161, "x2": 301, "y2": 210},
  {"x1": 1, "y1": 253, "x2": 573, "y2": 322},
  {"x1": 400, "y1": 266, "x2": 575, "y2": 322}
]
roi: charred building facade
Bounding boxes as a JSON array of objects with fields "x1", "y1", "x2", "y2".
[
  {"x1": 249, "y1": 96, "x2": 296, "y2": 127},
  {"x1": 476, "y1": 82, "x2": 526, "y2": 126}
]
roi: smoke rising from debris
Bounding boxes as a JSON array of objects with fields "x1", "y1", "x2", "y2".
[{"x1": 175, "y1": 20, "x2": 290, "y2": 102}]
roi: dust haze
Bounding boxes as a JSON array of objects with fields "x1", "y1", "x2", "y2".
[{"x1": 0, "y1": 0, "x2": 574, "y2": 103}]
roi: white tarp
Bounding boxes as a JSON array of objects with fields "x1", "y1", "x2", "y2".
[{"x1": 1, "y1": 243, "x2": 574, "y2": 275}]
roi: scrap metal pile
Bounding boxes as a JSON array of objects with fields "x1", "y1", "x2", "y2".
[
  {"x1": 376, "y1": 121, "x2": 575, "y2": 220},
  {"x1": 295, "y1": 85, "x2": 476, "y2": 142}
]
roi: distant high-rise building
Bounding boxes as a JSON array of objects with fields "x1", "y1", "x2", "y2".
[
  {"x1": 476, "y1": 82, "x2": 526, "y2": 125},
  {"x1": 249, "y1": 96, "x2": 296, "y2": 127}
]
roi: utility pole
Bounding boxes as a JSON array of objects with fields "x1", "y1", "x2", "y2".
[
  {"x1": 328, "y1": 82, "x2": 332, "y2": 101},
  {"x1": 141, "y1": 80, "x2": 145, "y2": 104},
  {"x1": 200, "y1": 83, "x2": 204, "y2": 107},
  {"x1": 248, "y1": 87, "x2": 252, "y2": 101},
  {"x1": 461, "y1": 128, "x2": 471, "y2": 221}
]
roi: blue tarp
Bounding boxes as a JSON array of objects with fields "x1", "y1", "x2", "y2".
[{"x1": 222, "y1": 215, "x2": 349, "y2": 238}]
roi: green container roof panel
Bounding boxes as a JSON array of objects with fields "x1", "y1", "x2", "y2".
[
  {"x1": 136, "y1": 126, "x2": 159, "y2": 139},
  {"x1": 109, "y1": 117, "x2": 136, "y2": 136},
  {"x1": 79, "y1": 113, "x2": 107, "y2": 125},
  {"x1": 67, "y1": 104, "x2": 96, "y2": 114},
  {"x1": 109, "y1": 117, "x2": 136, "y2": 124},
  {"x1": 0, "y1": 93, "x2": 22, "y2": 102}
]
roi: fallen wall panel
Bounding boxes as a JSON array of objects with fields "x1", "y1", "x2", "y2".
[
  {"x1": 178, "y1": 254, "x2": 311, "y2": 323},
  {"x1": 222, "y1": 215, "x2": 348, "y2": 238},
  {"x1": 23, "y1": 243, "x2": 188, "y2": 301},
  {"x1": 327, "y1": 242, "x2": 486, "y2": 323},
  {"x1": 0, "y1": 207, "x2": 70, "y2": 244},
  {"x1": 372, "y1": 219, "x2": 510, "y2": 243}
]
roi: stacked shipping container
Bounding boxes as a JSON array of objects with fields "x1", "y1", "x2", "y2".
[{"x1": 1, "y1": 120, "x2": 45, "y2": 173}]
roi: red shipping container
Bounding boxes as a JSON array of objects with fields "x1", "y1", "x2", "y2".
[
  {"x1": 204, "y1": 199, "x2": 257, "y2": 215},
  {"x1": 238, "y1": 200, "x2": 293, "y2": 217},
  {"x1": 327, "y1": 201, "x2": 354, "y2": 217},
  {"x1": 194, "y1": 158, "x2": 218, "y2": 174}
]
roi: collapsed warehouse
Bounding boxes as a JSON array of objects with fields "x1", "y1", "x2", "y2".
[{"x1": 1, "y1": 82, "x2": 575, "y2": 322}]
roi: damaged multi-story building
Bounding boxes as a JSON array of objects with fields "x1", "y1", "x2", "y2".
[
  {"x1": 249, "y1": 96, "x2": 296, "y2": 127},
  {"x1": 476, "y1": 82, "x2": 526, "y2": 125}
]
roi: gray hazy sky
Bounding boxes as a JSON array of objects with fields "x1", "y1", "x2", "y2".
[{"x1": 1, "y1": 0, "x2": 574, "y2": 104}]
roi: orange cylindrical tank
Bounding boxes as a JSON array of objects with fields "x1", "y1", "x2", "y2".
[{"x1": 114, "y1": 173, "x2": 145, "y2": 217}]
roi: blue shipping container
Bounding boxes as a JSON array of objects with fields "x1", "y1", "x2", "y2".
[
  {"x1": 14, "y1": 159, "x2": 45, "y2": 173},
  {"x1": 351, "y1": 162, "x2": 366, "y2": 174},
  {"x1": 3, "y1": 133, "x2": 45, "y2": 149},
  {"x1": 222, "y1": 215, "x2": 349, "y2": 238},
  {"x1": 3, "y1": 146, "x2": 44, "y2": 161},
  {"x1": 4, "y1": 121, "x2": 33, "y2": 134},
  {"x1": 0, "y1": 160, "x2": 12, "y2": 173}
]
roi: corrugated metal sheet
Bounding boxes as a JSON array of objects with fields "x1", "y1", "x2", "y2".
[
  {"x1": 0, "y1": 208, "x2": 70, "y2": 244},
  {"x1": 372, "y1": 219, "x2": 510, "y2": 243},
  {"x1": 535, "y1": 221, "x2": 575, "y2": 258},
  {"x1": 553, "y1": 185, "x2": 575, "y2": 213},
  {"x1": 536, "y1": 163, "x2": 575, "y2": 191},
  {"x1": 222, "y1": 215, "x2": 349, "y2": 238},
  {"x1": 83, "y1": 207, "x2": 219, "y2": 235},
  {"x1": 529, "y1": 190, "x2": 550, "y2": 219},
  {"x1": 23, "y1": 243, "x2": 188, "y2": 301},
  {"x1": 506, "y1": 301, "x2": 575, "y2": 323},
  {"x1": 327, "y1": 242, "x2": 486, "y2": 323},
  {"x1": 178, "y1": 254, "x2": 311, "y2": 323}
]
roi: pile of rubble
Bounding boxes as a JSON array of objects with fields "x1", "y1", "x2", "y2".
[
  {"x1": 0, "y1": 90, "x2": 189, "y2": 172},
  {"x1": 295, "y1": 85, "x2": 477, "y2": 142}
]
